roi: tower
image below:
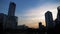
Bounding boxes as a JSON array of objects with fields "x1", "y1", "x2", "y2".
[
  {"x1": 5, "y1": 2, "x2": 18, "y2": 29},
  {"x1": 57, "y1": 6, "x2": 60, "y2": 21},
  {"x1": 8, "y1": 2, "x2": 16, "y2": 16},
  {"x1": 45, "y1": 11, "x2": 53, "y2": 28}
]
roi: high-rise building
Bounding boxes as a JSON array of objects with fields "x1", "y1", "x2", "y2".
[
  {"x1": 45, "y1": 11, "x2": 53, "y2": 28},
  {"x1": 54, "y1": 6, "x2": 60, "y2": 28},
  {"x1": 5, "y1": 2, "x2": 18, "y2": 29},
  {"x1": 39, "y1": 22, "x2": 45, "y2": 30},
  {"x1": 57, "y1": 6, "x2": 60, "y2": 21},
  {"x1": 8, "y1": 2, "x2": 16, "y2": 16}
]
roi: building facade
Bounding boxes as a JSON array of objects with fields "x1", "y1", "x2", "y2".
[{"x1": 0, "y1": 13, "x2": 7, "y2": 29}]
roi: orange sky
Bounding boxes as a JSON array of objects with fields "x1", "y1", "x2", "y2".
[{"x1": 26, "y1": 19, "x2": 46, "y2": 28}]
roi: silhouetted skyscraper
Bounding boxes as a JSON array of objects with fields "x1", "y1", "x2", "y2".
[
  {"x1": 8, "y1": 2, "x2": 16, "y2": 16},
  {"x1": 45, "y1": 11, "x2": 53, "y2": 28},
  {"x1": 55, "y1": 6, "x2": 60, "y2": 28},
  {"x1": 57, "y1": 6, "x2": 60, "y2": 21},
  {"x1": 5, "y1": 2, "x2": 18, "y2": 29}
]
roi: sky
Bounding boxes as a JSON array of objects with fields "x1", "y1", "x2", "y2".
[{"x1": 0, "y1": 0, "x2": 60, "y2": 28}]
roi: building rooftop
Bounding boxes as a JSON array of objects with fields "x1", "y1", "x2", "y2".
[{"x1": 57, "y1": 6, "x2": 60, "y2": 10}]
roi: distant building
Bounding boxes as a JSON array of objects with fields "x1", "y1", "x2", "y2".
[
  {"x1": 8, "y1": 2, "x2": 16, "y2": 16},
  {"x1": 45, "y1": 11, "x2": 53, "y2": 29},
  {"x1": 39, "y1": 22, "x2": 45, "y2": 30},
  {"x1": 17, "y1": 25, "x2": 28, "y2": 30},
  {"x1": 39, "y1": 22, "x2": 42, "y2": 30}
]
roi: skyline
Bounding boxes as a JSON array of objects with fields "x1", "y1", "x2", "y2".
[{"x1": 0, "y1": 0, "x2": 60, "y2": 28}]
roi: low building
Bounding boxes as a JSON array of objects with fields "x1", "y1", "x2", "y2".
[{"x1": 17, "y1": 25, "x2": 28, "y2": 30}]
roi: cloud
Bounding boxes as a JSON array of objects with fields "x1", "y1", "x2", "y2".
[{"x1": 23, "y1": 2, "x2": 60, "y2": 19}]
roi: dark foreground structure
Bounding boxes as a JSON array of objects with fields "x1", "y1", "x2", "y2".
[{"x1": 0, "y1": 2, "x2": 60, "y2": 34}]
